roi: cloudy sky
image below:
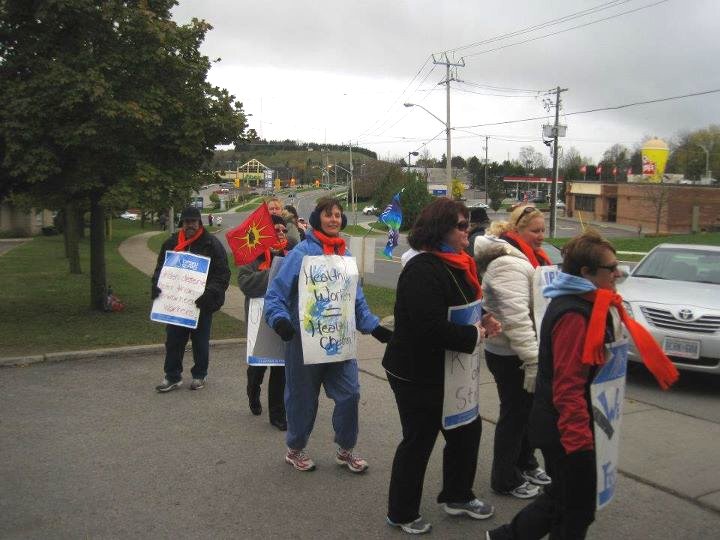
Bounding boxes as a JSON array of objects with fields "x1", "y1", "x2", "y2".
[{"x1": 171, "y1": 0, "x2": 719, "y2": 164}]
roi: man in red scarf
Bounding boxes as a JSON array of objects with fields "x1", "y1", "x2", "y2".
[{"x1": 151, "y1": 206, "x2": 230, "y2": 393}]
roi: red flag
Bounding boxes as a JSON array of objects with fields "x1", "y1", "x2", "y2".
[
  {"x1": 579, "y1": 165, "x2": 587, "y2": 174},
  {"x1": 596, "y1": 165, "x2": 603, "y2": 175},
  {"x1": 225, "y1": 203, "x2": 275, "y2": 266}
]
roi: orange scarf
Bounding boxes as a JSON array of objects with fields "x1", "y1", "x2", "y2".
[
  {"x1": 313, "y1": 229, "x2": 346, "y2": 255},
  {"x1": 258, "y1": 240, "x2": 288, "y2": 270},
  {"x1": 581, "y1": 289, "x2": 679, "y2": 390},
  {"x1": 174, "y1": 226, "x2": 204, "y2": 251},
  {"x1": 432, "y1": 250, "x2": 483, "y2": 300},
  {"x1": 503, "y1": 231, "x2": 552, "y2": 268}
]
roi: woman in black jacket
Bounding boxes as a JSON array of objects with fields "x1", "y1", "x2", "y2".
[{"x1": 383, "y1": 198, "x2": 501, "y2": 535}]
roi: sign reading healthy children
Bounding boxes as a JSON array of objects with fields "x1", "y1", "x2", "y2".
[{"x1": 263, "y1": 197, "x2": 393, "y2": 474}]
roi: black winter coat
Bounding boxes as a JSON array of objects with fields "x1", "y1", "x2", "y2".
[
  {"x1": 152, "y1": 228, "x2": 230, "y2": 313},
  {"x1": 382, "y1": 252, "x2": 478, "y2": 384}
]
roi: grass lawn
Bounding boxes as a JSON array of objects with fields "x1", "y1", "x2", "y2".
[
  {"x1": 362, "y1": 283, "x2": 396, "y2": 319},
  {"x1": 546, "y1": 231, "x2": 720, "y2": 261},
  {"x1": 0, "y1": 220, "x2": 242, "y2": 358},
  {"x1": 342, "y1": 225, "x2": 385, "y2": 236}
]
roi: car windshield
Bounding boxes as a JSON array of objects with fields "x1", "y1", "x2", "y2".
[
  {"x1": 541, "y1": 242, "x2": 563, "y2": 265},
  {"x1": 632, "y1": 248, "x2": 720, "y2": 284}
]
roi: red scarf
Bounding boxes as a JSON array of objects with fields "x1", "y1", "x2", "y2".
[
  {"x1": 174, "y1": 226, "x2": 204, "y2": 251},
  {"x1": 313, "y1": 229, "x2": 346, "y2": 255},
  {"x1": 259, "y1": 240, "x2": 288, "y2": 270},
  {"x1": 581, "y1": 289, "x2": 679, "y2": 390},
  {"x1": 432, "y1": 250, "x2": 483, "y2": 300},
  {"x1": 503, "y1": 231, "x2": 552, "y2": 268}
]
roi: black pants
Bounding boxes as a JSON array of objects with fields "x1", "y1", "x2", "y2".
[
  {"x1": 387, "y1": 375, "x2": 481, "y2": 524},
  {"x1": 489, "y1": 446, "x2": 596, "y2": 540},
  {"x1": 247, "y1": 365, "x2": 286, "y2": 421},
  {"x1": 163, "y1": 311, "x2": 213, "y2": 382},
  {"x1": 486, "y1": 350, "x2": 539, "y2": 492}
]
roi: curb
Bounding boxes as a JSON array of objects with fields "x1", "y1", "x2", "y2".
[{"x1": 0, "y1": 338, "x2": 246, "y2": 368}]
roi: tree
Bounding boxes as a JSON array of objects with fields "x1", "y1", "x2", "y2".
[
  {"x1": 450, "y1": 155, "x2": 466, "y2": 169},
  {"x1": 667, "y1": 125, "x2": 720, "y2": 180},
  {"x1": 0, "y1": 0, "x2": 247, "y2": 309},
  {"x1": 518, "y1": 146, "x2": 548, "y2": 173},
  {"x1": 399, "y1": 173, "x2": 433, "y2": 231},
  {"x1": 466, "y1": 156, "x2": 482, "y2": 188},
  {"x1": 451, "y1": 179, "x2": 465, "y2": 200},
  {"x1": 644, "y1": 183, "x2": 671, "y2": 234},
  {"x1": 560, "y1": 147, "x2": 584, "y2": 181}
]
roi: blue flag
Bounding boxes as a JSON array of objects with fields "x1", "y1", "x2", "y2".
[{"x1": 379, "y1": 192, "x2": 403, "y2": 259}]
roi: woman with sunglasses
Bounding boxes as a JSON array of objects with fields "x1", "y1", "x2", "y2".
[
  {"x1": 382, "y1": 198, "x2": 501, "y2": 535},
  {"x1": 473, "y1": 204, "x2": 553, "y2": 500},
  {"x1": 237, "y1": 214, "x2": 292, "y2": 430}
]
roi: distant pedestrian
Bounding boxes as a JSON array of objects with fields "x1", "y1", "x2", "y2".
[
  {"x1": 208, "y1": 213, "x2": 214, "y2": 227},
  {"x1": 151, "y1": 206, "x2": 230, "y2": 392},
  {"x1": 215, "y1": 215, "x2": 222, "y2": 226},
  {"x1": 158, "y1": 213, "x2": 167, "y2": 231}
]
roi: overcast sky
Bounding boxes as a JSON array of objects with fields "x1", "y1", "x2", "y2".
[{"x1": 171, "y1": 0, "x2": 719, "y2": 164}]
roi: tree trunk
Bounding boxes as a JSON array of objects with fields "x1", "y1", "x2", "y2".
[
  {"x1": 89, "y1": 193, "x2": 107, "y2": 311},
  {"x1": 65, "y1": 201, "x2": 82, "y2": 274}
]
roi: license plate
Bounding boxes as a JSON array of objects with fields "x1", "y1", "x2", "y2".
[{"x1": 663, "y1": 337, "x2": 700, "y2": 359}]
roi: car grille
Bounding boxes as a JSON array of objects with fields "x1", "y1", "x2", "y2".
[{"x1": 640, "y1": 306, "x2": 720, "y2": 334}]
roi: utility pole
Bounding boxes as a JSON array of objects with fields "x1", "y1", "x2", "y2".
[
  {"x1": 546, "y1": 86, "x2": 568, "y2": 238},
  {"x1": 433, "y1": 53, "x2": 464, "y2": 197},
  {"x1": 349, "y1": 141, "x2": 356, "y2": 225},
  {"x1": 483, "y1": 135, "x2": 489, "y2": 204}
]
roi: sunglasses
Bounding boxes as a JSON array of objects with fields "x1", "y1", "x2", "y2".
[
  {"x1": 597, "y1": 263, "x2": 619, "y2": 272},
  {"x1": 515, "y1": 206, "x2": 536, "y2": 226},
  {"x1": 275, "y1": 228, "x2": 288, "y2": 234},
  {"x1": 456, "y1": 221, "x2": 470, "y2": 231}
]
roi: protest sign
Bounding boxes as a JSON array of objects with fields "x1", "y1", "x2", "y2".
[
  {"x1": 442, "y1": 299, "x2": 483, "y2": 430},
  {"x1": 246, "y1": 257, "x2": 287, "y2": 366},
  {"x1": 298, "y1": 254, "x2": 358, "y2": 364},
  {"x1": 150, "y1": 251, "x2": 210, "y2": 329},
  {"x1": 591, "y1": 339, "x2": 629, "y2": 510},
  {"x1": 532, "y1": 264, "x2": 560, "y2": 332}
]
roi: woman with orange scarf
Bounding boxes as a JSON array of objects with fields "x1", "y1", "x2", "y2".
[
  {"x1": 474, "y1": 205, "x2": 553, "y2": 500},
  {"x1": 487, "y1": 230, "x2": 677, "y2": 540},
  {"x1": 383, "y1": 198, "x2": 501, "y2": 535}
]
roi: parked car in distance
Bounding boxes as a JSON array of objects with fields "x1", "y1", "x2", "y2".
[
  {"x1": 466, "y1": 200, "x2": 489, "y2": 209},
  {"x1": 555, "y1": 201, "x2": 566, "y2": 209},
  {"x1": 120, "y1": 211, "x2": 139, "y2": 220},
  {"x1": 617, "y1": 244, "x2": 720, "y2": 374},
  {"x1": 363, "y1": 205, "x2": 378, "y2": 215}
]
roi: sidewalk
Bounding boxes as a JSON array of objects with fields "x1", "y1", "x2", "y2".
[{"x1": 118, "y1": 231, "x2": 720, "y2": 514}]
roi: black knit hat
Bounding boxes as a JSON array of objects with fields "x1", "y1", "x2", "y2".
[
  {"x1": 179, "y1": 206, "x2": 201, "y2": 222},
  {"x1": 271, "y1": 214, "x2": 287, "y2": 226}
]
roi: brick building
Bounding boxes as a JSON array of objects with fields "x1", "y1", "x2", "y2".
[{"x1": 566, "y1": 181, "x2": 720, "y2": 234}]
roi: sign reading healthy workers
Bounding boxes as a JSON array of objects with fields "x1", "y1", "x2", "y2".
[
  {"x1": 590, "y1": 339, "x2": 629, "y2": 510},
  {"x1": 298, "y1": 254, "x2": 359, "y2": 364},
  {"x1": 151, "y1": 251, "x2": 210, "y2": 329},
  {"x1": 442, "y1": 299, "x2": 483, "y2": 430}
]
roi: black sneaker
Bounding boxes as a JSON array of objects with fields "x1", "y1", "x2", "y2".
[
  {"x1": 247, "y1": 385, "x2": 262, "y2": 415},
  {"x1": 155, "y1": 379, "x2": 182, "y2": 393},
  {"x1": 189, "y1": 377, "x2": 207, "y2": 390}
]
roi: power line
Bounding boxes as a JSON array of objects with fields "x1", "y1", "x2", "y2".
[
  {"x1": 464, "y1": 0, "x2": 669, "y2": 59},
  {"x1": 456, "y1": 88, "x2": 720, "y2": 129}
]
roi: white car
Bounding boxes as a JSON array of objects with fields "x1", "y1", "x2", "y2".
[
  {"x1": 120, "y1": 211, "x2": 139, "y2": 220},
  {"x1": 617, "y1": 244, "x2": 720, "y2": 374},
  {"x1": 363, "y1": 205, "x2": 378, "y2": 215}
]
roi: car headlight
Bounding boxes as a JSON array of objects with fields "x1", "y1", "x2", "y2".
[{"x1": 622, "y1": 301, "x2": 634, "y2": 318}]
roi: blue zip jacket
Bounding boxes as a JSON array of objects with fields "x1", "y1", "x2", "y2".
[{"x1": 264, "y1": 230, "x2": 380, "y2": 338}]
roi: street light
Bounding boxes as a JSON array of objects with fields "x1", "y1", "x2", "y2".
[
  {"x1": 407, "y1": 151, "x2": 419, "y2": 169},
  {"x1": 334, "y1": 163, "x2": 356, "y2": 225},
  {"x1": 697, "y1": 142, "x2": 714, "y2": 180},
  {"x1": 405, "y1": 102, "x2": 452, "y2": 196}
]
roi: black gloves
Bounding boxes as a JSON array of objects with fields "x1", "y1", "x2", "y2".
[
  {"x1": 151, "y1": 285, "x2": 162, "y2": 299},
  {"x1": 371, "y1": 325, "x2": 393, "y2": 344},
  {"x1": 195, "y1": 292, "x2": 212, "y2": 310},
  {"x1": 273, "y1": 318, "x2": 295, "y2": 342}
]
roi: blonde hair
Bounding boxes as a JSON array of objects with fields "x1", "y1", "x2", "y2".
[{"x1": 488, "y1": 205, "x2": 544, "y2": 236}]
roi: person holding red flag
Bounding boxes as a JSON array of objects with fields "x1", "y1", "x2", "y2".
[
  {"x1": 486, "y1": 230, "x2": 678, "y2": 540},
  {"x1": 151, "y1": 206, "x2": 230, "y2": 392},
  {"x1": 237, "y1": 214, "x2": 292, "y2": 430},
  {"x1": 225, "y1": 202, "x2": 275, "y2": 267}
]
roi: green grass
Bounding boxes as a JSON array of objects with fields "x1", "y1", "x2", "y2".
[
  {"x1": 546, "y1": 232, "x2": 720, "y2": 261},
  {"x1": 362, "y1": 284, "x2": 396, "y2": 319},
  {"x1": 0, "y1": 220, "x2": 242, "y2": 357},
  {"x1": 234, "y1": 199, "x2": 262, "y2": 212},
  {"x1": 342, "y1": 225, "x2": 385, "y2": 236}
]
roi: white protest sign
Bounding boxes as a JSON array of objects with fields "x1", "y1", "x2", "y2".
[
  {"x1": 590, "y1": 339, "x2": 629, "y2": 511},
  {"x1": 442, "y1": 299, "x2": 483, "y2": 430},
  {"x1": 298, "y1": 254, "x2": 358, "y2": 364},
  {"x1": 150, "y1": 251, "x2": 210, "y2": 329},
  {"x1": 348, "y1": 236, "x2": 375, "y2": 274},
  {"x1": 246, "y1": 298, "x2": 285, "y2": 366},
  {"x1": 532, "y1": 265, "x2": 560, "y2": 333}
]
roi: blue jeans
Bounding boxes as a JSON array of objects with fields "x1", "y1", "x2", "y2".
[
  {"x1": 283, "y1": 336, "x2": 360, "y2": 451},
  {"x1": 163, "y1": 310, "x2": 213, "y2": 382}
]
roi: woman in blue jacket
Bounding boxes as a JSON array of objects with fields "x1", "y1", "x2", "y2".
[{"x1": 264, "y1": 197, "x2": 392, "y2": 473}]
